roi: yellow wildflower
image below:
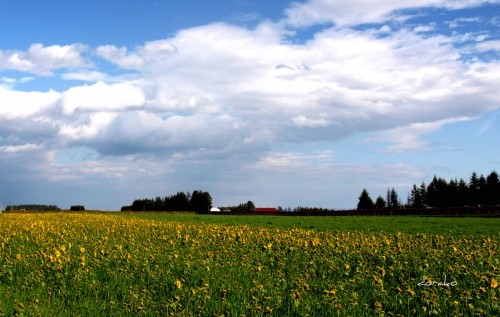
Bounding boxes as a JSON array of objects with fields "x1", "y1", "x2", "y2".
[{"x1": 175, "y1": 280, "x2": 182, "y2": 289}]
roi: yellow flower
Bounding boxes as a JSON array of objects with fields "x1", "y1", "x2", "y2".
[
  {"x1": 312, "y1": 238, "x2": 320, "y2": 246},
  {"x1": 491, "y1": 278, "x2": 498, "y2": 289},
  {"x1": 79, "y1": 247, "x2": 86, "y2": 253},
  {"x1": 175, "y1": 280, "x2": 182, "y2": 289}
]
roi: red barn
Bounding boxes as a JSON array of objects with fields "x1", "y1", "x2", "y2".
[{"x1": 254, "y1": 207, "x2": 277, "y2": 215}]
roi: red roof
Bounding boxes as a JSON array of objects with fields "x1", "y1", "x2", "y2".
[{"x1": 255, "y1": 207, "x2": 277, "y2": 213}]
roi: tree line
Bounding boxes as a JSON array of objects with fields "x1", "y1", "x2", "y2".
[
  {"x1": 358, "y1": 170, "x2": 500, "y2": 210},
  {"x1": 5, "y1": 204, "x2": 61, "y2": 211},
  {"x1": 121, "y1": 190, "x2": 212, "y2": 212},
  {"x1": 217, "y1": 201, "x2": 256, "y2": 213}
]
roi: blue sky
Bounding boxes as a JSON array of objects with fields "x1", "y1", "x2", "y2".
[{"x1": 1, "y1": 0, "x2": 499, "y2": 210}]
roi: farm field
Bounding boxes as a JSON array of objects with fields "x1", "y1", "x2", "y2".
[
  {"x1": 126, "y1": 213, "x2": 500, "y2": 236},
  {"x1": 0, "y1": 213, "x2": 498, "y2": 316}
]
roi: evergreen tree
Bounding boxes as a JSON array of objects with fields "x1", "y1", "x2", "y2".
[
  {"x1": 170, "y1": 192, "x2": 190, "y2": 211},
  {"x1": 388, "y1": 188, "x2": 400, "y2": 209},
  {"x1": 468, "y1": 172, "x2": 480, "y2": 206},
  {"x1": 447, "y1": 178, "x2": 458, "y2": 207},
  {"x1": 419, "y1": 182, "x2": 428, "y2": 208},
  {"x1": 486, "y1": 171, "x2": 500, "y2": 206},
  {"x1": 478, "y1": 174, "x2": 487, "y2": 206},
  {"x1": 457, "y1": 178, "x2": 468, "y2": 207},
  {"x1": 357, "y1": 189, "x2": 374, "y2": 210},
  {"x1": 386, "y1": 188, "x2": 391, "y2": 209},
  {"x1": 427, "y1": 176, "x2": 448, "y2": 208},
  {"x1": 374, "y1": 196, "x2": 386, "y2": 209},
  {"x1": 190, "y1": 190, "x2": 213, "y2": 212},
  {"x1": 409, "y1": 184, "x2": 423, "y2": 208},
  {"x1": 246, "y1": 200, "x2": 255, "y2": 212}
]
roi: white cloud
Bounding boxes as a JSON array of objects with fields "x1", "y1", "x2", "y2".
[
  {"x1": 475, "y1": 40, "x2": 500, "y2": 51},
  {"x1": 0, "y1": 43, "x2": 87, "y2": 75},
  {"x1": 285, "y1": 0, "x2": 498, "y2": 27},
  {"x1": 254, "y1": 151, "x2": 334, "y2": 169},
  {"x1": 292, "y1": 115, "x2": 332, "y2": 128},
  {"x1": 445, "y1": 17, "x2": 482, "y2": 28},
  {"x1": 96, "y1": 40, "x2": 177, "y2": 69},
  {"x1": 62, "y1": 70, "x2": 108, "y2": 82},
  {"x1": 0, "y1": 143, "x2": 41, "y2": 154},
  {"x1": 1, "y1": 20, "x2": 499, "y2": 162},
  {"x1": 413, "y1": 25, "x2": 435, "y2": 33},
  {"x1": 62, "y1": 81, "x2": 146, "y2": 114},
  {"x1": 95, "y1": 45, "x2": 144, "y2": 69},
  {"x1": 1, "y1": 76, "x2": 34, "y2": 88},
  {"x1": 0, "y1": 86, "x2": 60, "y2": 118},
  {"x1": 59, "y1": 112, "x2": 118, "y2": 141}
]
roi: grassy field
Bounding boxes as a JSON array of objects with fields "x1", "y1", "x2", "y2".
[
  {"x1": 0, "y1": 213, "x2": 498, "y2": 316},
  {"x1": 126, "y1": 213, "x2": 500, "y2": 236}
]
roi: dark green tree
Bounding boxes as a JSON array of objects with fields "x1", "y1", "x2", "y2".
[
  {"x1": 388, "y1": 188, "x2": 400, "y2": 209},
  {"x1": 457, "y1": 178, "x2": 468, "y2": 207},
  {"x1": 246, "y1": 200, "x2": 255, "y2": 212},
  {"x1": 478, "y1": 174, "x2": 487, "y2": 206},
  {"x1": 486, "y1": 171, "x2": 500, "y2": 206},
  {"x1": 468, "y1": 172, "x2": 480, "y2": 206},
  {"x1": 190, "y1": 190, "x2": 213, "y2": 212},
  {"x1": 409, "y1": 184, "x2": 423, "y2": 208},
  {"x1": 427, "y1": 176, "x2": 449, "y2": 208},
  {"x1": 170, "y1": 192, "x2": 190, "y2": 211},
  {"x1": 374, "y1": 195, "x2": 386, "y2": 209},
  {"x1": 357, "y1": 189, "x2": 374, "y2": 210}
]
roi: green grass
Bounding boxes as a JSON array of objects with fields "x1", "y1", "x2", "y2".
[{"x1": 124, "y1": 214, "x2": 500, "y2": 237}]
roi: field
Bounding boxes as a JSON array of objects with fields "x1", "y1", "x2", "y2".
[{"x1": 0, "y1": 213, "x2": 498, "y2": 316}]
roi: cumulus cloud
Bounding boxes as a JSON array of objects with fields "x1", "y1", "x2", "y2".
[
  {"x1": 62, "y1": 81, "x2": 146, "y2": 114},
  {"x1": 2, "y1": 19, "x2": 499, "y2": 160},
  {"x1": 95, "y1": 45, "x2": 144, "y2": 69},
  {"x1": 95, "y1": 40, "x2": 178, "y2": 69},
  {"x1": 0, "y1": 17, "x2": 498, "y2": 163},
  {"x1": 0, "y1": 43, "x2": 87, "y2": 75},
  {"x1": 0, "y1": 86, "x2": 60, "y2": 118}
]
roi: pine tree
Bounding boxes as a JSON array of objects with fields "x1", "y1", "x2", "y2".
[
  {"x1": 389, "y1": 188, "x2": 400, "y2": 209},
  {"x1": 357, "y1": 189, "x2": 374, "y2": 210},
  {"x1": 468, "y1": 172, "x2": 480, "y2": 207},
  {"x1": 486, "y1": 171, "x2": 500, "y2": 206},
  {"x1": 375, "y1": 196, "x2": 386, "y2": 209}
]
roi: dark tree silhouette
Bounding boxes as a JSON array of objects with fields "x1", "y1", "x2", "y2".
[{"x1": 357, "y1": 189, "x2": 374, "y2": 210}]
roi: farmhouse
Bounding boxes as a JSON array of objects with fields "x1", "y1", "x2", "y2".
[{"x1": 254, "y1": 207, "x2": 277, "y2": 215}]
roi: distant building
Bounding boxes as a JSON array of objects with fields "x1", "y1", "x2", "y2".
[
  {"x1": 254, "y1": 207, "x2": 277, "y2": 215},
  {"x1": 210, "y1": 207, "x2": 221, "y2": 213}
]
